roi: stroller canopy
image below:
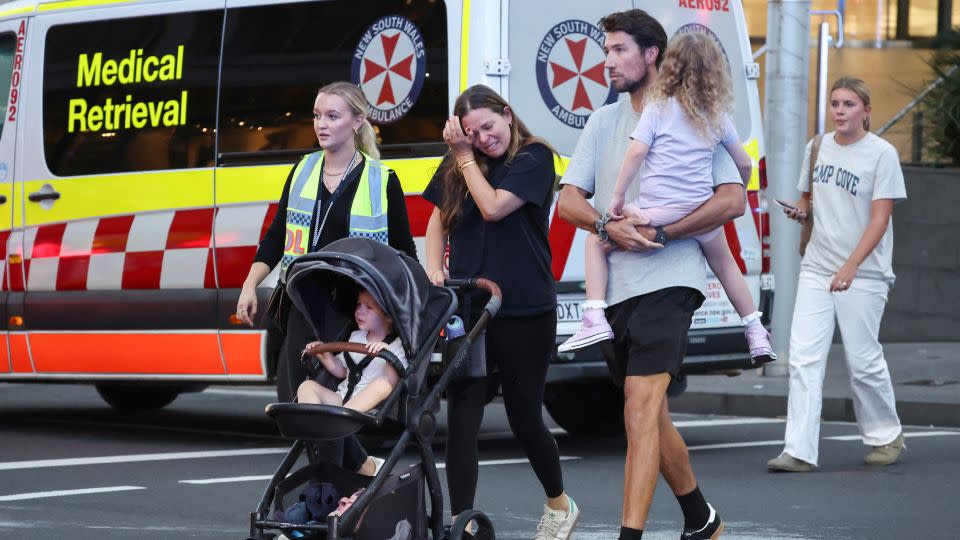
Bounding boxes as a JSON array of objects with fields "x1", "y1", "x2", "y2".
[{"x1": 284, "y1": 237, "x2": 434, "y2": 355}]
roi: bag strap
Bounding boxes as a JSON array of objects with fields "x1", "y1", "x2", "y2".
[{"x1": 807, "y1": 134, "x2": 824, "y2": 200}]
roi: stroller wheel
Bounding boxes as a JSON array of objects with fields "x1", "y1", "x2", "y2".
[{"x1": 449, "y1": 509, "x2": 494, "y2": 540}]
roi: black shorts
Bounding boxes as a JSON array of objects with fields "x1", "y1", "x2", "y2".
[{"x1": 601, "y1": 287, "x2": 705, "y2": 385}]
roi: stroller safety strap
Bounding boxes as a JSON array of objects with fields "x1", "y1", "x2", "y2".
[{"x1": 342, "y1": 333, "x2": 398, "y2": 403}]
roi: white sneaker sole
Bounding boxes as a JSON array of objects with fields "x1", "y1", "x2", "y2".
[{"x1": 557, "y1": 332, "x2": 613, "y2": 353}]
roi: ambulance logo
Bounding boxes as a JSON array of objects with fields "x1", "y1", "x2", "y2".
[
  {"x1": 351, "y1": 15, "x2": 426, "y2": 125},
  {"x1": 536, "y1": 20, "x2": 617, "y2": 129}
]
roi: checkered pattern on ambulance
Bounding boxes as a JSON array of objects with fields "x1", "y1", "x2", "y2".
[{"x1": 3, "y1": 204, "x2": 278, "y2": 292}]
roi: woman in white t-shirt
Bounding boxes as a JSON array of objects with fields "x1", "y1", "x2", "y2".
[{"x1": 768, "y1": 77, "x2": 907, "y2": 473}]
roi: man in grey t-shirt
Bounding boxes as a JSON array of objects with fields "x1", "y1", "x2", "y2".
[{"x1": 557, "y1": 10, "x2": 745, "y2": 540}]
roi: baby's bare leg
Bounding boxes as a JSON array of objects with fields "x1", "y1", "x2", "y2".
[
  {"x1": 699, "y1": 232, "x2": 757, "y2": 317},
  {"x1": 584, "y1": 233, "x2": 616, "y2": 302},
  {"x1": 343, "y1": 378, "x2": 394, "y2": 412},
  {"x1": 296, "y1": 380, "x2": 344, "y2": 406}
]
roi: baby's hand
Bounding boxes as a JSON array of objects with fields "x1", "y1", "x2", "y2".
[
  {"x1": 366, "y1": 341, "x2": 388, "y2": 354},
  {"x1": 303, "y1": 340, "x2": 325, "y2": 355},
  {"x1": 607, "y1": 193, "x2": 626, "y2": 219}
]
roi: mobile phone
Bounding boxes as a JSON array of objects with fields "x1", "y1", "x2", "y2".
[{"x1": 774, "y1": 199, "x2": 798, "y2": 212}]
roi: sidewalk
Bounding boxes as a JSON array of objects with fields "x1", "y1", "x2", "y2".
[{"x1": 670, "y1": 342, "x2": 960, "y2": 428}]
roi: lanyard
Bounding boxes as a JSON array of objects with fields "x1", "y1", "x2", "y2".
[{"x1": 311, "y1": 151, "x2": 359, "y2": 251}]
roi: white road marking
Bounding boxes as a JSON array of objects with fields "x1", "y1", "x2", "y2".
[
  {"x1": 673, "y1": 418, "x2": 786, "y2": 428},
  {"x1": 203, "y1": 388, "x2": 278, "y2": 398},
  {"x1": 825, "y1": 431, "x2": 960, "y2": 442},
  {"x1": 688, "y1": 440, "x2": 785, "y2": 451},
  {"x1": 0, "y1": 486, "x2": 145, "y2": 502},
  {"x1": 689, "y1": 431, "x2": 960, "y2": 450},
  {"x1": 0, "y1": 448, "x2": 288, "y2": 471},
  {"x1": 177, "y1": 456, "x2": 583, "y2": 484},
  {"x1": 179, "y1": 475, "x2": 274, "y2": 485}
]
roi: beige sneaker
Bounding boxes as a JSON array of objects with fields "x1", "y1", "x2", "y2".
[
  {"x1": 865, "y1": 434, "x2": 905, "y2": 466},
  {"x1": 767, "y1": 452, "x2": 814, "y2": 472},
  {"x1": 534, "y1": 495, "x2": 579, "y2": 540}
]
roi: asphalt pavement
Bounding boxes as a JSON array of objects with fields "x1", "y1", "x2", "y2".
[{"x1": 1, "y1": 382, "x2": 958, "y2": 539}]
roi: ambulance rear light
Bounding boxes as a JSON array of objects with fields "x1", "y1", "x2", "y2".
[
  {"x1": 758, "y1": 156, "x2": 768, "y2": 190},
  {"x1": 756, "y1": 157, "x2": 770, "y2": 274},
  {"x1": 9, "y1": 316, "x2": 22, "y2": 326}
]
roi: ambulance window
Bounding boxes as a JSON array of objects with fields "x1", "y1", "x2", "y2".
[
  {"x1": 219, "y1": 0, "x2": 448, "y2": 163},
  {"x1": 0, "y1": 32, "x2": 15, "y2": 135},
  {"x1": 42, "y1": 11, "x2": 222, "y2": 176}
]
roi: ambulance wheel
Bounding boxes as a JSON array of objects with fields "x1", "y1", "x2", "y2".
[
  {"x1": 449, "y1": 509, "x2": 494, "y2": 540},
  {"x1": 95, "y1": 383, "x2": 181, "y2": 410},
  {"x1": 543, "y1": 380, "x2": 624, "y2": 437}
]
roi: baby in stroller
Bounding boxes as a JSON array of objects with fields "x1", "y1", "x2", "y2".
[{"x1": 297, "y1": 288, "x2": 408, "y2": 413}]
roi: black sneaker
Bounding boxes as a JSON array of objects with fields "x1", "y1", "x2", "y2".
[{"x1": 680, "y1": 503, "x2": 724, "y2": 540}]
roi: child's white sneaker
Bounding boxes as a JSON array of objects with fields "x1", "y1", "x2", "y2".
[{"x1": 558, "y1": 309, "x2": 613, "y2": 353}]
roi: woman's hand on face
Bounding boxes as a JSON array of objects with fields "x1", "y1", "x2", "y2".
[
  {"x1": 783, "y1": 199, "x2": 810, "y2": 223},
  {"x1": 830, "y1": 263, "x2": 857, "y2": 292},
  {"x1": 442, "y1": 115, "x2": 475, "y2": 161},
  {"x1": 428, "y1": 269, "x2": 446, "y2": 286},
  {"x1": 237, "y1": 286, "x2": 257, "y2": 327}
]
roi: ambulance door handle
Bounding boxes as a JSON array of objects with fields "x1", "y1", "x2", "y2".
[
  {"x1": 28, "y1": 189, "x2": 61, "y2": 203},
  {"x1": 0, "y1": 195, "x2": 6, "y2": 204}
]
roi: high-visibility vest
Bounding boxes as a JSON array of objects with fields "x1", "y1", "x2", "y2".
[{"x1": 280, "y1": 150, "x2": 390, "y2": 276}]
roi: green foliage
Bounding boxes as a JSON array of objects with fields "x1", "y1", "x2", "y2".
[{"x1": 921, "y1": 29, "x2": 960, "y2": 165}]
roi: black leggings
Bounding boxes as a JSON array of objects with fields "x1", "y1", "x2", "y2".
[{"x1": 445, "y1": 310, "x2": 563, "y2": 514}]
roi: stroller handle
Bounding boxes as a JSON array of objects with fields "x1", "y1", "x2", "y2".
[
  {"x1": 304, "y1": 342, "x2": 407, "y2": 378},
  {"x1": 443, "y1": 278, "x2": 502, "y2": 318}
]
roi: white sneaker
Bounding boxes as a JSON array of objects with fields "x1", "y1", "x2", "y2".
[
  {"x1": 534, "y1": 495, "x2": 579, "y2": 540},
  {"x1": 370, "y1": 456, "x2": 386, "y2": 475}
]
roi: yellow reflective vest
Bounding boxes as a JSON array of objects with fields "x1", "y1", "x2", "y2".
[{"x1": 280, "y1": 151, "x2": 390, "y2": 276}]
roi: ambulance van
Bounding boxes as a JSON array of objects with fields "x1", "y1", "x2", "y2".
[{"x1": 0, "y1": 0, "x2": 770, "y2": 435}]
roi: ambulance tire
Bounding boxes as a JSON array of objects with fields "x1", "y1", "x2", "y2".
[
  {"x1": 95, "y1": 383, "x2": 181, "y2": 410},
  {"x1": 543, "y1": 380, "x2": 624, "y2": 437}
]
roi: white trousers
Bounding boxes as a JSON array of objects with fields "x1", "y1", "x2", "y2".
[{"x1": 782, "y1": 271, "x2": 902, "y2": 465}]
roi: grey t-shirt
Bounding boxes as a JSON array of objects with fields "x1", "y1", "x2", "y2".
[
  {"x1": 560, "y1": 98, "x2": 743, "y2": 305},
  {"x1": 797, "y1": 132, "x2": 906, "y2": 285}
]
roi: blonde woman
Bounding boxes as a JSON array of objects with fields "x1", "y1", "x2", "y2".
[
  {"x1": 237, "y1": 81, "x2": 417, "y2": 475},
  {"x1": 768, "y1": 77, "x2": 906, "y2": 472},
  {"x1": 559, "y1": 32, "x2": 775, "y2": 369}
]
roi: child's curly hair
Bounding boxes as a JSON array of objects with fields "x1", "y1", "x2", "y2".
[{"x1": 648, "y1": 32, "x2": 732, "y2": 137}]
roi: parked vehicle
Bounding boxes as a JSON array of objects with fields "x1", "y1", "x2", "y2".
[{"x1": 0, "y1": 0, "x2": 770, "y2": 435}]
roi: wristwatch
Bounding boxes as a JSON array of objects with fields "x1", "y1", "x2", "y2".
[
  {"x1": 594, "y1": 213, "x2": 612, "y2": 243},
  {"x1": 654, "y1": 226, "x2": 669, "y2": 245}
]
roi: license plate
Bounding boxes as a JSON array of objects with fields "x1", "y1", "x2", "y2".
[{"x1": 556, "y1": 298, "x2": 583, "y2": 322}]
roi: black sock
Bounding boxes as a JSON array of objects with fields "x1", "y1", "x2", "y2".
[
  {"x1": 676, "y1": 485, "x2": 711, "y2": 530},
  {"x1": 619, "y1": 526, "x2": 643, "y2": 540}
]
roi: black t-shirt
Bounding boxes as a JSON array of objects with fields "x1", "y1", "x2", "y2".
[
  {"x1": 255, "y1": 155, "x2": 418, "y2": 269},
  {"x1": 422, "y1": 143, "x2": 557, "y2": 317}
]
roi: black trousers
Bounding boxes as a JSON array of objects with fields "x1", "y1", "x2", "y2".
[
  {"x1": 445, "y1": 310, "x2": 564, "y2": 514},
  {"x1": 281, "y1": 302, "x2": 368, "y2": 472}
]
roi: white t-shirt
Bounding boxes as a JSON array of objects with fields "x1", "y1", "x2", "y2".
[
  {"x1": 630, "y1": 97, "x2": 739, "y2": 208},
  {"x1": 797, "y1": 132, "x2": 907, "y2": 285},
  {"x1": 560, "y1": 98, "x2": 743, "y2": 305},
  {"x1": 336, "y1": 329, "x2": 408, "y2": 401}
]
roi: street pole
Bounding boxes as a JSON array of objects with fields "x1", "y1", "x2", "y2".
[{"x1": 763, "y1": 0, "x2": 811, "y2": 376}]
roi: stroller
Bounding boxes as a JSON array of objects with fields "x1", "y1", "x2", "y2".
[{"x1": 246, "y1": 237, "x2": 500, "y2": 540}]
